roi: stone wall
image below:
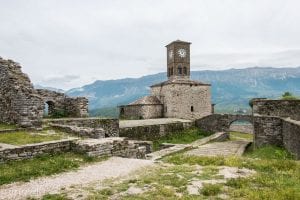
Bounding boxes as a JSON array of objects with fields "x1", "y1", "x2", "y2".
[
  {"x1": 119, "y1": 104, "x2": 163, "y2": 119},
  {"x1": 195, "y1": 114, "x2": 253, "y2": 133},
  {"x1": 252, "y1": 99, "x2": 300, "y2": 121},
  {"x1": 253, "y1": 116, "x2": 283, "y2": 147},
  {"x1": 36, "y1": 89, "x2": 89, "y2": 118},
  {"x1": 119, "y1": 121, "x2": 194, "y2": 140},
  {"x1": 47, "y1": 118, "x2": 119, "y2": 137},
  {"x1": 0, "y1": 139, "x2": 75, "y2": 163},
  {"x1": 151, "y1": 83, "x2": 212, "y2": 119},
  {"x1": 73, "y1": 137, "x2": 151, "y2": 159},
  {"x1": 0, "y1": 57, "x2": 44, "y2": 128},
  {"x1": 282, "y1": 119, "x2": 300, "y2": 159}
]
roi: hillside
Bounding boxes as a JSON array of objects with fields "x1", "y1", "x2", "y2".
[{"x1": 66, "y1": 67, "x2": 300, "y2": 116}]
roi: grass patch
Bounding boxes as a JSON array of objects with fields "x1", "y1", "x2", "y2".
[
  {"x1": 201, "y1": 183, "x2": 222, "y2": 196},
  {"x1": 230, "y1": 131, "x2": 253, "y2": 141},
  {"x1": 41, "y1": 193, "x2": 70, "y2": 200},
  {"x1": 0, "y1": 123, "x2": 17, "y2": 130},
  {"x1": 0, "y1": 152, "x2": 107, "y2": 185},
  {"x1": 152, "y1": 127, "x2": 212, "y2": 151},
  {"x1": 0, "y1": 129, "x2": 70, "y2": 145},
  {"x1": 163, "y1": 145, "x2": 300, "y2": 200}
]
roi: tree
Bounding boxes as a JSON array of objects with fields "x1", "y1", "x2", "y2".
[{"x1": 281, "y1": 92, "x2": 298, "y2": 100}]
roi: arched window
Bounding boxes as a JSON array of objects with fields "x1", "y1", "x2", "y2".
[
  {"x1": 178, "y1": 65, "x2": 182, "y2": 75},
  {"x1": 191, "y1": 106, "x2": 194, "y2": 112},
  {"x1": 183, "y1": 67, "x2": 187, "y2": 75}
]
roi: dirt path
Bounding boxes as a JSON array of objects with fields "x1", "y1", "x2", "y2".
[
  {"x1": 0, "y1": 157, "x2": 153, "y2": 200},
  {"x1": 186, "y1": 140, "x2": 250, "y2": 157}
]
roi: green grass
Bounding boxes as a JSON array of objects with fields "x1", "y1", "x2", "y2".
[
  {"x1": 230, "y1": 131, "x2": 253, "y2": 141},
  {"x1": 0, "y1": 123, "x2": 17, "y2": 130},
  {"x1": 163, "y1": 146, "x2": 300, "y2": 200},
  {"x1": 152, "y1": 127, "x2": 212, "y2": 151},
  {"x1": 201, "y1": 183, "x2": 222, "y2": 196},
  {"x1": 0, "y1": 152, "x2": 107, "y2": 185},
  {"x1": 0, "y1": 129, "x2": 69, "y2": 145}
]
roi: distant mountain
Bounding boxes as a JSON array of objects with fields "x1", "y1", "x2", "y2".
[
  {"x1": 66, "y1": 67, "x2": 300, "y2": 116},
  {"x1": 34, "y1": 85, "x2": 65, "y2": 93}
]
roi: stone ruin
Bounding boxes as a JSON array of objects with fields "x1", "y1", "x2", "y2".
[{"x1": 0, "y1": 57, "x2": 88, "y2": 128}]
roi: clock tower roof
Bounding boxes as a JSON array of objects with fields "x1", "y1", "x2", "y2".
[{"x1": 165, "y1": 39, "x2": 191, "y2": 47}]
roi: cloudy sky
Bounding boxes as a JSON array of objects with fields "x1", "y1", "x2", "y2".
[{"x1": 1, "y1": 0, "x2": 300, "y2": 90}]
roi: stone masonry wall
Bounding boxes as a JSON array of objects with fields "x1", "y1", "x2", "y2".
[
  {"x1": 282, "y1": 119, "x2": 300, "y2": 159},
  {"x1": 119, "y1": 104, "x2": 163, "y2": 119},
  {"x1": 252, "y1": 99, "x2": 300, "y2": 121},
  {"x1": 151, "y1": 84, "x2": 212, "y2": 119},
  {"x1": 46, "y1": 118, "x2": 119, "y2": 137},
  {"x1": 119, "y1": 121, "x2": 194, "y2": 140},
  {"x1": 0, "y1": 139, "x2": 75, "y2": 163},
  {"x1": 36, "y1": 89, "x2": 89, "y2": 118},
  {"x1": 0, "y1": 58, "x2": 44, "y2": 128}
]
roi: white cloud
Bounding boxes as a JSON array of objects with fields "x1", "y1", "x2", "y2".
[{"x1": 0, "y1": 0, "x2": 300, "y2": 89}]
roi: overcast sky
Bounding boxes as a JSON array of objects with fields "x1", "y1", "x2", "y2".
[{"x1": 1, "y1": 0, "x2": 300, "y2": 90}]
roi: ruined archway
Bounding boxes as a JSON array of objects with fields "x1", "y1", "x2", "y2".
[{"x1": 44, "y1": 101, "x2": 55, "y2": 117}]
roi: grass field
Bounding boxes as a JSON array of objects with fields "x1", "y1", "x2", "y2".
[
  {"x1": 152, "y1": 127, "x2": 212, "y2": 151},
  {"x1": 0, "y1": 152, "x2": 107, "y2": 185},
  {"x1": 0, "y1": 123, "x2": 17, "y2": 130},
  {"x1": 81, "y1": 145, "x2": 299, "y2": 200},
  {"x1": 0, "y1": 129, "x2": 70, "y2": 145}
]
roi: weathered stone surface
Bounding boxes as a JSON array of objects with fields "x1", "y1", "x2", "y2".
[
  {"x1": 73, "y1": 137, "x2": 150, "y2": 159},
  {"x1": 36, "y1": 89, "x2": 89, "y2": 118},
  {"x1": 0, "y1": 57, "x2": 89, "y2": 129},
  {"x1": 252, "y1": 99, "x2": 300, "y2": 121},
  {"x1": 119, "y1": 119, "x2": 194, "y2": 140},
  {"x1": 50, "y1": 123, "x2": 105, "y2": 139},
  {"x1": 47, "y1": 118, "x2": 119, "y2": 137},
  {"x1": 0, "y1": 58, "x2": 44, "y2": 128},
  {"x1": 0, "y1": 139, "x2": 76, "y2": 163}
]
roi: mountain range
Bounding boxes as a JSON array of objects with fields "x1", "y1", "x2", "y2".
[{"x1": 43, "y1": 67, "x2": 300, "y2": 117}]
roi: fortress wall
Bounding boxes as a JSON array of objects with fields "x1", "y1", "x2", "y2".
[
  {"x1": 0, "y1": 58, "x2": 44, "y2": 128},
  {"x1": 252, "y1": 99, "x2": 300, "y2": 121}
]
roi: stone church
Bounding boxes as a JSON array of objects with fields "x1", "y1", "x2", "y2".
[{"x1": 119, "y1": 40, "x2": 213, "y2": 120}]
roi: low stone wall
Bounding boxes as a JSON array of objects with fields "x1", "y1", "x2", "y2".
[
  {"x1": 253, "y1": 115, "x2": 300, "y2": 159},
  {"x1": 252, "y1": 99, "x2": 300, "y2": 121},
  {"x1": 46, "y1": 118, "x2": 119, "y2": 137},
  {"x1": 229, "y1": 124, "x2": 254, "y2": 134},
  {"x1": 73, "y1": 138, "x2": 151, "y2": 159},
  {"x1": 119, "y1": 121, "x2": 193, "y2": 140},
  {"x1": 50, "y1": 124, "x2": 105, "y2": 139},
  {"x1": 0, "y1": 139, "x2": 76, "y2": 163}
]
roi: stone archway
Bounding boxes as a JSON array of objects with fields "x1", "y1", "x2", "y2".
[
  {"x1": 44, "y1": 100, "x2": 55, "y2": 117},
  {"x1": 229, "y1": 119, "x2": 254, "y2": 134}
]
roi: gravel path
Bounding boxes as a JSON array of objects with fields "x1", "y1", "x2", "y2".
[{"x1": 0, "y1": 157, "x2": 153, "y2": 200}]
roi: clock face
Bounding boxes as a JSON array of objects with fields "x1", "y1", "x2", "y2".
[
  {"x1": 177, "y1": 48, "x2": 186, "y2": 58},
  {"x1": 168, "y1": 50, "x2": 173, "y2": 60}
]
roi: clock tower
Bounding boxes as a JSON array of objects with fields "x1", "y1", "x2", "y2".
[{"x1": 166, "y1": 40, "x2": 191, "y2": 80}]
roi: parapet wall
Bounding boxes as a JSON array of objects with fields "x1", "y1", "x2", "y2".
[
  {"x1": 252, "y1": 99, "x2": 300, "y2": 121},
  {"x1": 0, "y1": 58, "x2": 44, "y2": 128}
]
